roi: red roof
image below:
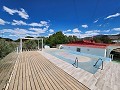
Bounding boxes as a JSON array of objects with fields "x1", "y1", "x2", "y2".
[{"x1": 63, "y1": 40, "x2": 109, "y2": 49}]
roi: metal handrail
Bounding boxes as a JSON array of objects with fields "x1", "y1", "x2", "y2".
[
  {"x1": 93, "y1": 58, "x2": 103, "y2": 70},
  {"x1": 109, "y1": 54, "x2": 113, "y2": 60},
  {"x1": 72, "y1": 57, "x2": 78, "y2": 68}
]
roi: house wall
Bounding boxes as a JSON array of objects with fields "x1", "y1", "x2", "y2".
[{"x1": 62, "y1": 45, "x2": 106, "y2": 57}]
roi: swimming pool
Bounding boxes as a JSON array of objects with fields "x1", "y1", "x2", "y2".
[{"x1": 45, "y1": 49, "x2": 111, "y2": 74}]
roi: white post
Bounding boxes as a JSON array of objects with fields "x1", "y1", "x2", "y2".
[
  {"x1": 17, "y1": 47, "x2": 18, "y2": 54},
  {"x1": 20, "y1": 38, "x2": 22, "y2": 53},
  {"x1": 104, "y1": 49, "x2": 106, "y2": 57},
  {"x1": 42, "y1": 38, "x2": 43, "y2": 51},
  {"x1": 111, "y1": 54, "x2": 114, "y2": 60},
  {"x1": 38, "y1": 40, "x2": 39, "y2": 50}
]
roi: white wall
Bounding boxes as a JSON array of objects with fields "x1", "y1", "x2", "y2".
[{"x1": 62, "y1": 45, "x2": 106, "y2": 57}]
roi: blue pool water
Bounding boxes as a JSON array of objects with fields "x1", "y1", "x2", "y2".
[{"x1": 45, "y1": 49, "x2": 111, "y2": 74}]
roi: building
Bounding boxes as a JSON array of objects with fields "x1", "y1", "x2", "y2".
[{"x1": 59, "y1": 40, "x2": 120, "y2": 59}]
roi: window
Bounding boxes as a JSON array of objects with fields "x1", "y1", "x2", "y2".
[{"x1": 77, "y1": 48, "x2": 81, "y2": 52}]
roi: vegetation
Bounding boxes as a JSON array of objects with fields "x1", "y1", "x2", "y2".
[
  {"x1": 0, "y1": 39, "x2": 17, "y2": 59},
  {"x1": 93, "y1": 35, "x2": 112, "y2": 44},
  {"x1": 23, "y1": 40, "x2": 38, "y2": 50},
  {"x1": 45, "y1": 31, "x2": 79, "y2": 47}
]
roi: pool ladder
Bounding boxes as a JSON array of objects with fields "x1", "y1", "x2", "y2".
[
  {"x1": 93, "y1": 58, "x2": 103, "y2": 70},
  {"x1": 72, "y1": 57, "x2": 78, "y2": 68}
]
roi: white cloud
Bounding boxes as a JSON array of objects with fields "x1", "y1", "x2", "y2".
[
  {"x1": 17, "y1": 8, "x2": 29, "y2": 19},
  {"x1": 2, "y1": 28, "x2": 26, "y2": 35},
  {"x1": 105, "y1": 13, "x2": 120, "y2": 19},
  {"x1": 81, "y1": 24, "x2": 88, "y2": 28},
  {"x1": 49, "y1": 29, "x2": 54, "y2": 33},
  {"x1": 0, "y1": 18, "x2": 6, "y2": 25},
  {"x1": 3, "y1": 6, "x2": 16, "y2": 15},
  {"x1": 9, "y1": 34, "x2": 18, "y2": 37},
  {"x1": 103, "y1": 29, "x2": 110, "y2": 33},
  {"x1": 43, "y1": 27, "x2": 49, "y2": 31},
  {"x1": 13, "y1": 28, "x2": 30, "y2": 35},
  {"x1": 85, "y1": 30, "x2": 100, "y2": 34},
  {"x1": 29, "y1": 28, "x2": 47, "y2": 33},
  {"x1": 83, "y1": 30, "x2": 100, "y2": 38},
  {"x1": 48, "y1": 34, "x2": 53, "y2": 37},
  {"x1": 73, "y1": 28, "x2": 80, "y2": 33},
  {"x1": 63, "y1": 29, "x2": 71, "y2": 33},
  {"x1": 0, "y1": 18, "x2": 10, "y2": 25},
  {"x1": 40, "y1": 21, "x2": 48, "y2": 26},
  {"x1": 61, "y1": 29, "x2": 101, "y2": 38},
  {"x1": 11, "y1": 20, "x2": 49, "y2": 27},
  {"x1": 29, "y1": 22, "x2": 43, "y2": 27},
  {"x1": 29, "y1": 21, "x2": 49, "y2": 27},
  {"x1": 63, "y1": 28, "x2": 81, "y2": 37},
  {"x1": 12, "y1": 20, "x2": 27, "y2": 25},
  {"x1": 65, "y1": 30, "x2": 100, "y2": 38},
  {"x1": 67, "y1": 29, "x2": 71, "y2": 32},
  {"x1": 93, "y1": 19, "x2": 98, "y2": 23},
  {"x1": 3, "y1": 6, "x2": 29, "y2": 19},
  {"x1": 2, "y1": 28, "x2": 38, "y2": 37},
  {"x1": 112, "y1": 28, "x2": 120, "y2": 31}
]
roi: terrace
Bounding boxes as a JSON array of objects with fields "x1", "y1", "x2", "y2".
[{"x1": 0, "y1": 49, "x2": 120, "y2": 90}]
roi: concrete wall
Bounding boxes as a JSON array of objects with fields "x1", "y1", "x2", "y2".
[{"x1": 62, "y1": 45, "x2": 106, "y2": 57}]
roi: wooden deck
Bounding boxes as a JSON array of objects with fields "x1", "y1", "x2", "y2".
[{"x1": 6, "y1": 51, "x2": 89, "y2": 90}]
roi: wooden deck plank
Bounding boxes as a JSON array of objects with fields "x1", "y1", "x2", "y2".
[
  {"x1": 12, "y1": 56, "x2": 21, "y2": 90},
  {"x1": 32, "y1": 56, "x2": 56, "y2": 90},
  {"x1": 22, "y1": 61, "x2": 26, "y2": 90},
  {"x1": 32, "y1": 55, "x2": 68, "y2": 90},
  {"x1": 29, "y1": 57, "x2": 45, "y2": 90},
  {"x1": 22, "y1": 53, "x2": 27, "y2": 90},
  {"x1": 29, "y1": 57, "x2": 41, "y2": 90},
  {"x1": 7, "y1": 55, "x2": 20, "y2": 90},
  {"x1": 27, "y1": 56, "x2": 36, "y2": 90},
  {"x1": 25, "y1": 53, "x2": 32, "y2": 90}
]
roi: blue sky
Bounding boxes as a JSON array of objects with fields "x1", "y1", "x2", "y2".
[{"x1": 0, "y1": 0, "x2": 120, "y2": 40}]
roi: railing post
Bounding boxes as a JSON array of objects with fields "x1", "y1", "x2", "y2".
[
  {"x1": 76, "y1": 59, "x2": 78, "y2": 68},
  {"x1": 72, "y1": 57, "x2": 78, "y2": 68},
  {"x1": 101, "y1": 61, "x2": 103, "y2": 70}
]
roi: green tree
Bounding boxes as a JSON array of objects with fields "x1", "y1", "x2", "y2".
[
  {"x1": 100, "y1": 35, "x2": 111, "y2": 44},
  {"x1": 46, "y1": 31, "x2": 67, "y2": 47}
]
